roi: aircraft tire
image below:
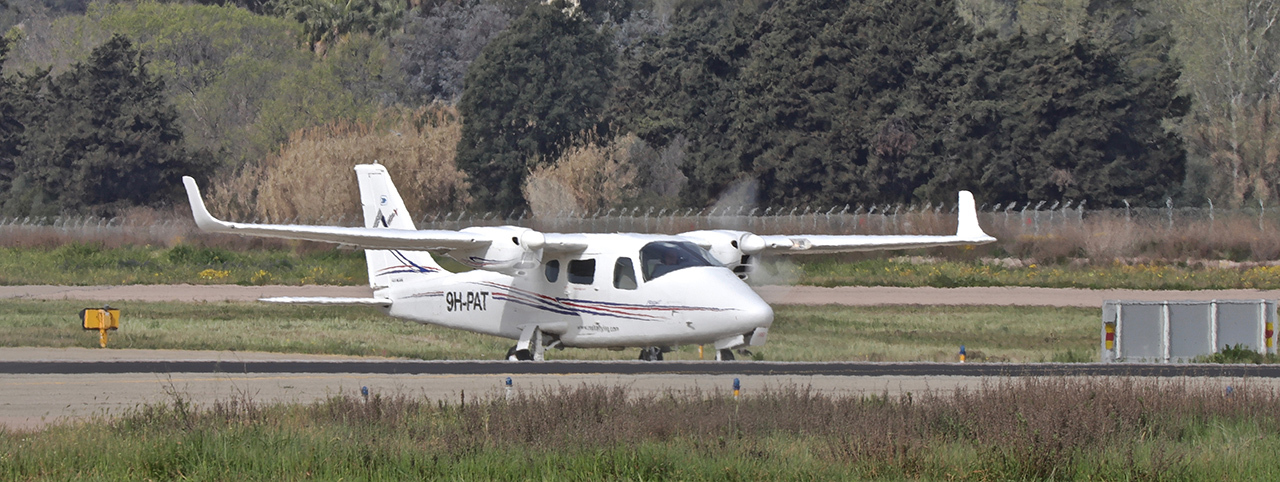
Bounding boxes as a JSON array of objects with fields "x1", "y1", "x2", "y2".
[
  {"x1": 506, "y1": 345, "x2": 533, "y2": 361},
  {"x1": 716, "y1": 349, "x2": 735, "y2": 361},
  {"x1": 638, "y1": 347, "x2": 663, "y2": 361}
]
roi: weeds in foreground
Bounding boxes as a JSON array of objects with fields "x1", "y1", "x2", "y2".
[
  {"x1": 1194, "y1": 343, "x2": 1280, "y2": 364},
  {"x1": 4, "y1": 378, "x2": 1278, "y2": 480}
]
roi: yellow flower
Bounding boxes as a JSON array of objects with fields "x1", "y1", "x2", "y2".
[{"x1": 198, "y1": 268, "x2": 230, "y2": 280}]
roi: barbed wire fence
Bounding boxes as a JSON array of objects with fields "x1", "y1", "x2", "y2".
[{"x1": 2, "y1": 200, "x2": 1277, "y2": 248}]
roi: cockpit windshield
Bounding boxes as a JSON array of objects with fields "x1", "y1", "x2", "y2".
[{"x1": 639, "y1": 241, "x2": 719, "y2": 281}]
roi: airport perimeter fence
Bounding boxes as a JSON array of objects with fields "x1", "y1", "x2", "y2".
[{"x1": 2, "y1": 201, "x2": 1279, "y2": 248}]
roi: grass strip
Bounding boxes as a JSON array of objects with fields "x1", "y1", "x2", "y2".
[
  {"x1": 795, "y1": 257, "x2": 1280, "y2": 290},
  {"x1": 6, "y1": 243, "x2": 1280, "y2": 289},
  {"x1": 3, "y1": 379, "x2": 1277, "y2": 480},
  {"x1": 0, "y1": 244, "x2": 367, "y2": 286},
  {"x1": 0, "y1": 299, "x2": 1098, "y2": 362}
]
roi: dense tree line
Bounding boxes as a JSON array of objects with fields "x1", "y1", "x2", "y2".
[
  {"x1": 0, "y1": 0, "x2": 1257, "y2": 216},
  {"x1": 0, "y1": 35, "x2": 212, "y2": 216}
]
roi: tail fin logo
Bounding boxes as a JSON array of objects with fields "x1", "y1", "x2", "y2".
[{"x1": 375, "y1": 209, "x2": 397, "y2": 228}]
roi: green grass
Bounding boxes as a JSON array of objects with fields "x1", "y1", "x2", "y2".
[
  {"x1": 795, "y1": 257, "x2": 1280, "y2": 290},
  {"x1": 1194, "y1": 343, "x2": 1280, "y2": 364},
  {"x1": 5, "y1": 380, "x2": 1280, "y2": 480},
  {"x1": 8, "y1": 245, "x2": 1280, "y2": 290},
  {"x1": 0, "y1": 299, "x2": 1099, "y2": 362},
  {"x1": 0, "y1": 243, "x2": 367, "y2": 286}
]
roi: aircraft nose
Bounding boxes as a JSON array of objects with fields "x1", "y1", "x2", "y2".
[{"x1": 739, "y1": 293, "x2": 774, "y2": 330}]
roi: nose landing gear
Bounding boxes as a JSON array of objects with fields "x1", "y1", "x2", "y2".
[
  {"x1": 638, "y1": 346, "x2": 664, "y2": 361},
  {"x1": 506, "y1": 325, "x2": 560, "y2": 361},
  {"x1": 506, "y1": 345, "x2": 534, "y2": 361}
]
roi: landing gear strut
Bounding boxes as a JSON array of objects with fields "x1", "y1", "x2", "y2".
[
  {"x1": 507, "y1": 325, "x2": 555, "y2": 361},
  {"x1": 638, "y1": 346, "x2": 664, "y2": 361}
]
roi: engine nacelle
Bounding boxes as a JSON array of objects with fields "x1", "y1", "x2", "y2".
[
  {"x1": 678, "y1": 230, "x2": 765, "y2": 279},
  {"x1": 449, "y1": 226, "x2": 545, "y2": 275}
]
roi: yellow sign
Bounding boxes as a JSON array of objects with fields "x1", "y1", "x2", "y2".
[{"x1": 80, "y1": 307, "x2": 120, "y2": 347}]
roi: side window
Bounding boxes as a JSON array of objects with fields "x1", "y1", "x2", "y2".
[
  {"x1": 567, "y1": 259, "x2": 595, "y2": 285},
  {"x1": 545, "y1": 260, "x2": 560, "y2": 283},
  {"x1": 613, "y1": 257, "x2": 637, "y2": 290}
]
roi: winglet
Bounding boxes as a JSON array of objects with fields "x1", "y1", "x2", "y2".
[
  {"x1": 956, "y1": 191, "x2": 995, "y2": 242},
  {"x1": 182, "y1": 176, "x2": 232, "y2": 232}
]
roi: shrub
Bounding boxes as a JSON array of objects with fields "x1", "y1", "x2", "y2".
[{"x1": 207, "y1": 105, "x2": 471, "y2": 223}]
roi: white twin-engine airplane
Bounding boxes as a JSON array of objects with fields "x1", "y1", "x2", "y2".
[{"x1": 182, "y1": 164, "x2": 996, "y2": 361}]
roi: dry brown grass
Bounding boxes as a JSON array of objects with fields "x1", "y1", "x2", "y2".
[
  {"x1": 523, "y1": 134, "x2": 641, "y2": 218},
  {"x1": 0, "y1": 206, "x2": 195, "y2": 249},
  {"x1": 974, "y1": 210, "x2": 1280, "y2": 263},
  {"x1": 113, "y1": 377, "x2": 1280, "y2": 479},
  {"x1": 207, "y1": 105, "x2": 471, "y2": 224}
]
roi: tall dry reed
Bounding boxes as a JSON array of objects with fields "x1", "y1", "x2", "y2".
[
  {"x1": 523, "y1": 133, "x2": 641, "y2": 218},
  {"x1": 207, "y1": 105, "x2": 471, "y2": 224}
]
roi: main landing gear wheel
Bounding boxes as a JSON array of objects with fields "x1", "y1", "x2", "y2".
[
  {"x1": 716, "y1": 349, "x2": 735, "y2": 361},
  {"x1": 506, "y1": 345, "x2": 533, "y2": 361},
  {"x1": 638, "y1": 346, "x2": 664, "y2": 361}
]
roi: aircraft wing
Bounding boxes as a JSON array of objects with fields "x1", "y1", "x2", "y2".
[
  {"x1": 756, "y1": 191, "x2": 996, "y2": 254},
  {"x1": 182, "y1": 176, "x2": 489, "y2": 252}
]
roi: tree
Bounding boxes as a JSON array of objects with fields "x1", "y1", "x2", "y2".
[
  {"x1": 919, "y1": 31, "x2": 1187, "y2": 207},
  {"x1": 729, "y1": 0, "x2": 973, "y2": 207},
  {"x1": 456, "y1": 1, "x2": 615, "y2": 211},
  {"x1": 609, "y1": 0, "x2": 761, "y2": 207},
  {"x1": 0, "y1": 36, "x2": 24, "y2": 201},
  {"x1": 1167, "y1": 0, "x2": 1280, "y2": 206},
  {"x1": 3, "y1": 35, "x2": 213, "y2": 216},
  {"x1": 272, "y1": 0, "x2": 406, "y2": 53},
  {"x1": 392, "y1": 0, "x2": 511, "y2": 103},
  {"x1": 8, "y1": 2, "x2": 324, "y2": 166}
]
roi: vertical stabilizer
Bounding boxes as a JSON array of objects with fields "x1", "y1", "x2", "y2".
[
  {"x1": 354, "y1": 164, "x2": 447, "y2": 290},
  {"x1": 356, "y1": 164, "x2": 416, "y2": 230}
]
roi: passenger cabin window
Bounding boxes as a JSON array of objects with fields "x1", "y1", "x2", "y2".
[
  {"x1": 545, "y1": 259, "x2": 560, "y2": 282},
  {"x1": 613, "y1": 257, "x2": 637, "y2": 290},
  {"x1": 640, "y1": 241, "x2": 719, "y2": 281},
  {"x1": 567, "y1": 259, "x2": 596, "y2": 285}
]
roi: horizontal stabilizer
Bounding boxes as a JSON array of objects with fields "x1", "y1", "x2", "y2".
[{"x1": 259, "y1": 297, "x2": 393, "y2": 306}]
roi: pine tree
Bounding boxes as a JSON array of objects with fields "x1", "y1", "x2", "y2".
[
  {"x1": 456, "y1": 1, "x2": 615, "y2": 211},
  {"x1": 920, "y1": 31, "x2": 1186, "y2": 207},
  {"x1": 729, "y1": 0, "x2": 973, "y2": 207},
  {"x1": 3, "y1": 35, "x2": 213, "y2": 216}
]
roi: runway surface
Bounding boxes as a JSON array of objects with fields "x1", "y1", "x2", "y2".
[
  {"x1": 4, "y1": 284, "x2": 1280, "y2": 307},
  {"x1": 6, "y1": 358, "x2": 1280, "y2": 378}
]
